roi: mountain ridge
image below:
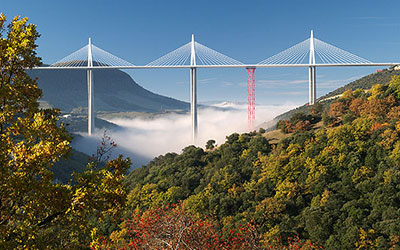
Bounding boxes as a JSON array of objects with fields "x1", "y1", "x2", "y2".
[{"x1": 28, "y1": 68, "x2": 189, "y2": 113}]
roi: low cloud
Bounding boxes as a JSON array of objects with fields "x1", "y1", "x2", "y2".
[{"x1": 89, "y1": 102, "x2": 298, "y2": 164}]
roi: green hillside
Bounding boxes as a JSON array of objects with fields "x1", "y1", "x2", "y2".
[
  {"x1": 52, "y1": 148, "x2": 90, "y2": 183},
  {"x1": 116, "y1": 75, "x2": 400, "y2": 249},
  {"x1": 321, "y1": 66, "x2": 400, "y2": 99},
  {"x1": 59, "y1": 114, "x2": 119, "y2": 133},
  {"x1": 268, "y1": 67, "x2": 400, "y2": 127}
]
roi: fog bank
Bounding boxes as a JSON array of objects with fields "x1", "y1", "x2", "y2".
[{"x1": 96, "y1": 102, "x2": 298, "y2": 163}]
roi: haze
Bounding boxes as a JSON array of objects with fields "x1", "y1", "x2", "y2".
[{"x1": 71, "y1": 102, "x2": 298, "y2": 167}]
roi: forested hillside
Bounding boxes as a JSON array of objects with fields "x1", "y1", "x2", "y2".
[
  {"x1": 108, "y1": 75, "x2": 400, "y2": 249},
  {"x1": 271, "y1": 67, "x2": 400, "y2": 125},
  {"x1": 321, "y1": 67, "x2": 400, "y2": 99}
]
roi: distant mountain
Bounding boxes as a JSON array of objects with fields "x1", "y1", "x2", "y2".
[
  {"x1": 28, "y1": 68, "x2": 189, "y2": 113},
  {"x1": 28, "y1": 67, "x2": 188, "y2": 177}
]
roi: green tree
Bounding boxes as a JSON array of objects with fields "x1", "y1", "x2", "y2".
[{"x1": 206, "y1": 139, "x2": 216, "y2": 150}]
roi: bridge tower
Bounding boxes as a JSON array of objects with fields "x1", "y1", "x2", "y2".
[
  {"x1": 247, "y1": 67, "x2": 256, "y2": 131},
  {"x1": 309, "y1": 30, "x2": 316, "y2": 105},
  {"x1": 190, "y1": 34, "x2": 198, "y2": 143},
  {"x1": 87, "y1": 38, "x2": 94, "y2": 135}
]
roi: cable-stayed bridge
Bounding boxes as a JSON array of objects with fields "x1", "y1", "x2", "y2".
[{"x1": 36, "y1": 31, "x2": 400, "y2": 143}]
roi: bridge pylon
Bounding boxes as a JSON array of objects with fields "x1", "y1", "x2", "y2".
[
  {"x1": 190, "y1": 34, "x2": 198, "y2": 144},
  {"x1": 309, "y1": 30, "x2": 316, "y2": 105},
  {"x1": 87, "y1": 37, "x2": 94, "y2": 135}
]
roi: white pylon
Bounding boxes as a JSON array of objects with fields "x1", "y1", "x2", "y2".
[
  {"x1": 190, "y1": 34, "x2": 198, "y2": 144},
  {"x1": 309, "y1": 30, "x2": 316, "y2": 105},
  {"x1": 87, "y1": 37, "x2": 94, "y2": 135}
]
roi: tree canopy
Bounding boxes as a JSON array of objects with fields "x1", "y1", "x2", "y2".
[
  {"x1": 118, "y1": 75, "x2": 400, "y2": 249},
  {"x1": 0, "y1": 14, "x2": 130, "y2": 249}
]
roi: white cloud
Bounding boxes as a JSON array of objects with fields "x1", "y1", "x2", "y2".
[
  {"x1": 256, "y1": 79, "x2": 308, "y2": 88},
  {"x1": 280, "y1": 91, "x2": 308, "y2": 95},
  {"x1": 198, "y1": 78, "x2": 218, "y2": 84},
  {"x1": 91, "y1": 103, "x2": 298, "y2": 161},
  {"x1": 222, "y1": 81, "x2": 234, "y2": 86},
  {"x1": 317, "y1": 75, "x2": 363, "y2": 89}
]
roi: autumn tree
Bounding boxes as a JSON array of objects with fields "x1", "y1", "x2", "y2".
[
  {"x1": 0, "y1": 12, "x2": 70, "y2": 248},
  {"x1": 349, "y1": 98, "x2": 365, "y2": 116},
  {"x1": 328, "y1": 101, "x2": 347, "y2": 117},
  {"x1": 277, "y1": 112, "x2": 319, "y2": 133},
  {"x1": 95, "y1": 203, "x2": 261, "y2": 250},
  {"x1": 0, "y1": 13, "x2": 130, "y2": 249}
]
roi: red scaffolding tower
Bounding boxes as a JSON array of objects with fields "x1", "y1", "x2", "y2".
[{"x1": 246, "y1": 67, "x2": 255, "y2": 131}]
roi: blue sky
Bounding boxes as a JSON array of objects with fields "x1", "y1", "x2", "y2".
[{"x1": 2, "y1": 0, "x2": 400, "y2": 105}]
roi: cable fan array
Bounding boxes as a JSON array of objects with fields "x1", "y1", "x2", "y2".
[
  {"x1": 51, "y1": 44, "x2": 135, "y2": 67},
  {"x1": 146, "y1": 41, "x2": 243, "y2": 66},
  {"x1": 49, "y1": 34, "x2": 376, "y2": 68},
  {"x1": 258, "y1": 38, "x2": 371, "y2": 65}
]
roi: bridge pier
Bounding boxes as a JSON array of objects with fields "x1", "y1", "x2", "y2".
[
  {"x1": 190, "y1": 67, "x2": 197, "y2": 143},
  {"x1": 308, "y1": 66, "x2": 316, "y2": 105},
  {"x1": 87, "y1": 69, "x2": 94, "y2": 135}
]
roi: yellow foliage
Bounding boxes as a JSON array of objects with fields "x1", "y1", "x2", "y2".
[
  {"x1": 275, "y1": 179, "x2": 298, "y2": 199},
  {"x1": 320, "y1": 189, "x2": 331, "y2": 206},
  {"x1": 183, "y1": 184, "x2": 215, "y2": 216},
  {"x1": 389, "y1": 234, "x2": 400, "y2": 249},
  {"x1": 127, "y1": 183, "x2": 161, "y2": 209},
  {"x1": 369, "y1": 84, "x2": 384, "y2": 99},
  {"x1": 227, "y1": 183, "x2": 243, "y2": 198},
  {"x1": 342, "y1": 89, "x2": 354, "y2": 100},
  {"x1": 352, "y1": 166, "x2": 372, "y2": 183},
  {"x1": 380, "y1": 128, "x2": 398, "y2": 149},
  {"x1": 355, "y1": 228, "x2": 376, "y2": 250},
  {"x1": 383, "y1": 169, "x2": 394, "y2": 185},
  {"x1": 352, "y1": 117, "x2": 373, "y2": 140},
  {"x1": 243, "y1": 179, "x2": 257, "y2": 193},
  {"x1": 259, "y1": 153, "x2": 289, "y2": 184},
  {"x1": 286, "y1": 143, "x2": 302, "y2": 157},
  {"x1": 310, "y1": 195, "x2": 321, "y2": 208},
  {"x1": 261, "y1": 225, "x2": 281, "y2": 247},
  {"x1": 389, "y1": 75, "x2": 400, "y2": 99},
  {"x1": 255, "y1": 197, "x2": 285, "y2": 224},
  {"x1": 305, "y1": 157, "x2": 327, "y2": 191},
  {"x1": 240, "y1": 148, "x2": 249, "y2": 159}
]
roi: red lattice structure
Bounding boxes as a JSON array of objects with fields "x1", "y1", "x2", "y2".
[{"x1": 246, "y1": 67, "x2": 255, "y2": 131}]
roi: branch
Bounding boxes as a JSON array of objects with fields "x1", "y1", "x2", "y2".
[{"x1": 37, "y1": 210, "x2": 65, "y2": 227}]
